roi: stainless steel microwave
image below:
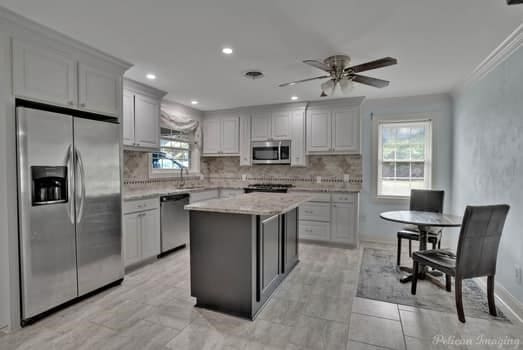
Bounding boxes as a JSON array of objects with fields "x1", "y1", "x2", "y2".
[{"x1": 252, "y1": 140, "x2": 291, "y2": 165}]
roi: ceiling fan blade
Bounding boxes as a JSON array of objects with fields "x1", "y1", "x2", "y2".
[
  {"x1": 303, "y1": 60, "x2": 331, "y2": 72},
  {"x1": 279, "y1": 75, "x2": 330, "y2": 87},
  {"x1": 346, "y1": 57, "x2": 397, "y2": 73},
  {"x1": 351, "y1": 74, "x2": 390, "y2": 88}
]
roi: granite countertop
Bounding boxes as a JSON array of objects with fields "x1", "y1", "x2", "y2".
[
  {"x1": 123, "y1": 185, "x2": 360, "y2": 201},
  {"x1": 184, "y1": 192, "x2": 315, "y2": 216}
]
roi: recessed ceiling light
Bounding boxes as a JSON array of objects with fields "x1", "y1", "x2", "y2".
[
  {"x1": 222, "y1": 47, "x2": 233, "y2": 55},
  {"x1": 191, "y1": 100, "x2": 199, "y2": 105},
  {"x1": 291, "y1": 96, "x2": 299, "y2": 101},
  {"x1": 146, "y1": 73, "x2": 156, "y2": 80},
  {"x1": 289, "y1": 83, "x2": 296, "y2": 86}
]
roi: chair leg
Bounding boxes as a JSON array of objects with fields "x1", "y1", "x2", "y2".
[
  {"x1": 408, "y1": 240, "x2": 412, "y2": 257},
  {"x1": 445, "y1": 275, "x2": 452, "y2": 292},
  {"x1": 455, "y1": 278, "x2": 465, "y2": 323},
  {"x1": 488, "y1": 275, "x2": 497, "y2": 317},
  {"x1": 411, "y1": 261, "x2": 418, "y2": 295},
  {"x1": 432, "y1": 240, "x2": 437, "y2": 250},
  {"x1": 397, "y1": 236, "x2": 402, "y2": 266},
  {"x1": 438, "y1": 240, "x2": 441, "y2": 249}
]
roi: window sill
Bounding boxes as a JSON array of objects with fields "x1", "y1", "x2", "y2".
[
  {"x1": 375, "y1": 195, "x2": 410, "y2": 201},
  {"x1": 149, "y1": 170, "x2": 201, "y2": 179}
]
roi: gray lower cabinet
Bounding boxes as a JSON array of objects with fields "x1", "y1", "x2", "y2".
[
  {"x1": 258, "y1": 215, "x2": 281, "y2": 303},
  {"x1": 190, "y1": 208, "x2": 299, "y2": 319}
]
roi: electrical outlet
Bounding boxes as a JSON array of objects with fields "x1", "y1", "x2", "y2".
[
  {"x1": 316, "y1": 176, "x2": 321, "y2": 184},
  {"x1": 515, "y1": 265, "x2": 522, "y2": 284}
]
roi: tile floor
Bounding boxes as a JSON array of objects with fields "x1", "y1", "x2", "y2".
[{"x1": 1, "y1": 242, "x2": 522, "y2": 350}]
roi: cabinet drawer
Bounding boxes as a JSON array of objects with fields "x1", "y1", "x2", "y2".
[
  {"x1": 190, "y1": 190, "x2": 219, "y2": 203},
  {"x1": 299, "y1": 202, "x2": 330, "y2": 222},
  {"x1": 124, "y1": 197, "x2": 160, "y2": 214},
  {"x1": 332, "y1": 193, "x2": 355, "y2": 203},
  {"x1": 299, "y1": 221, "x2": 330, "y2": 241},
  {"x1": 294, "y1": 192, "x2": 331, "y2": 202}
]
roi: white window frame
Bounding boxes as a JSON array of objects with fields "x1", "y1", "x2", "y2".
[
  {"x1": 148, "y1": 129, "x2": 198, "y2": 178},
  {"x1": 373, "y1": 115, "x2": 432, "y2": 199}
]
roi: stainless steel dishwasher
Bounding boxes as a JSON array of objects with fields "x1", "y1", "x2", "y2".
[{"x1": 160, "y1": 194, "x2": 190, "y2": 256}]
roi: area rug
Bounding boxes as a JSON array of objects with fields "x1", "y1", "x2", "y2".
[{"x1": 357, "y1": 248, "x2": 510, "y2": 322}]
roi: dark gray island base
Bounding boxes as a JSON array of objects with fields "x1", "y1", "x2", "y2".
[{"x1": 186, "y1": 192, "x2": 312, "y2": 320}]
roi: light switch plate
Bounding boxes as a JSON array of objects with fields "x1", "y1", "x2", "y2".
[
  {"x1": 242, "y1": 174, "x2": 247, "y2": 181},
  {"x1": 316, "y1": 176, "x2": 321, "y2": 184},
  {"x1": 343, "y1": 174, "x2": 350, "y2": 182}
]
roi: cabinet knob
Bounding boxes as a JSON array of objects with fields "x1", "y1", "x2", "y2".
[
  {"x1": 80, "y1": 103, "x2": 86, "y2": 107},
  {"x1": 68, "y1": 101, "x2": 74, "y2": 106}
]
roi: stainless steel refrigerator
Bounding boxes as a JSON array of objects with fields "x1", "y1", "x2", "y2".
[{"x1": 16, "y1": 105, "x2": 123, "y2": 325}]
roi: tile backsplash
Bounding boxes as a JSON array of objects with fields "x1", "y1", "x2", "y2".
[{"x1": 123, "y1": 150, "x2": 362, "y2": 191}]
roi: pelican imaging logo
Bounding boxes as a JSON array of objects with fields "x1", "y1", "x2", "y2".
[{"x1": 432, "y1": 335, "x2": 520, "y2": 348}]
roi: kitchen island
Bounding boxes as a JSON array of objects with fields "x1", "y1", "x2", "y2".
[{"x1": 185, "y1": 192, "x2": 313, "y2": 319}]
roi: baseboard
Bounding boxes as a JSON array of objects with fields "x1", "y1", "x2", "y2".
[{"x1": 475, "y1": 277, "x2": 523, "y2": 324}]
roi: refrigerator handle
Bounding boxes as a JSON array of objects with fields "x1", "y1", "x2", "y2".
[
  {"x1": 65, "y1": 144, "x2": 75, "y2": 224},
  {"x1": 75, "y1": 148, "x2": 86, "y2": 224}
]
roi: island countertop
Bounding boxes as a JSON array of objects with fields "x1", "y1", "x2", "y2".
[{"x1": 184, "y1": 192, "x2": 315, "y2": 216}]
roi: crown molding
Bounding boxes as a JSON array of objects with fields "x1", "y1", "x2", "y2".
[
  {"x1": 0, "y1": 5, "x2": 132, "y2": 71},
  {"x1": 452, "y1": 23, "x2": 522, "y2": 98}
]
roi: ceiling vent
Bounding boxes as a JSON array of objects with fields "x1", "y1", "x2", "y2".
[{"x1": 243, "y1": 70, "x2": 264, "y2": 80}]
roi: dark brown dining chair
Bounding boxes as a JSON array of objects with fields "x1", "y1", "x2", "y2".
[
  {"x1": 411, "y1": 204, "x2": 510, "y2": 323},
  {"x1": 397, "y1": 189, "x2": 445, "y2": 266}
]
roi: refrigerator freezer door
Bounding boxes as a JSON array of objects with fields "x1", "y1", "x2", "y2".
[
  {"x1": 16, "y1": 107, "x2": 78, "y2": 320},
  {"x1": 74, "y1": 118, "x2": 123, "y2": 296}
]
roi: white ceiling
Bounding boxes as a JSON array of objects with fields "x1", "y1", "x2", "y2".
[{"x1": 1, "y1": 0, "x2": 522, "y2": 110}]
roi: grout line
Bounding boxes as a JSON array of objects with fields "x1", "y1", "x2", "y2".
[{"x1": 398, "y1": 303, "x2": 408, "y2": 350}]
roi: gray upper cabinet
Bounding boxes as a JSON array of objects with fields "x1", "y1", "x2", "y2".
[
  {"x1": 290, "y1": 110, "x2": 306, "y2": 167},
  {"x1": 251, "y1": 110, "x2": 291, "y2": 141},
  {"x1": 306, "y1": 98, "x2": 363, "y2": 154},
  {"x1": 122, "y1": 90, "x2": 135, "y2": 145},
  {"x1": 251, "y1": 111, "x2": 271, "y2": 141},
  {"x1": 202, "y1": 114, "x2": 240, "y2": 156},
  {"x1": 12, "y1": 38, "x2": 129, "y2": 118},
  {"x1": 123, "y1": 79, "x2": 166, "y2": 150},
  {"x1": 13, "y1": 40, "x2": 76, "y2": 108},
  {"x1": 271, "y1": 111, "x2": 291, "y2": 140},
  {"x1": 78, "y1": 63, "x2": 121, "y2": 117},
  {"x1": 239, "y1": 114, "x2": 251, "y2": 166}
]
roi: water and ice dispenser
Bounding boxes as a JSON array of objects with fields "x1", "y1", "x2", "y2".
[{"x1": 31, "y1": 166, "x2": 68, "y2": 205}]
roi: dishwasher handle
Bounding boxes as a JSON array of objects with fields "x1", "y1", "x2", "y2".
[{"x1": 161, "y1": 194, "x2": 190, "y2": 202}]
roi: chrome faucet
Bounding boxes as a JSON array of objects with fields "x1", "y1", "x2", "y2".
[{"x1": 180, "y1": 167, "x2": 189, "y2": 187}]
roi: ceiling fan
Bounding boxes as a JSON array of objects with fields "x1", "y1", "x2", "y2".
[{"x1": 279, "y1": 55, "x2": 397, "y2": 97}]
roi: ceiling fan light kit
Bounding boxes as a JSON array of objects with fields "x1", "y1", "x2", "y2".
[{"x1": 280, "y1": 54, "x2": 397, "y2": 97}]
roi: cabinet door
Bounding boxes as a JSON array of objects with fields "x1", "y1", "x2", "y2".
[
  {"x1": 239, "y1": 114, "x2": 252, "y2": 166},
  {"x1": 202, "y1": 118, "x2": 221, "y2": 154},
  {"x1": 332, "y1": 108, "x2": 360, "y2": 153},
  {"x1": 307, "y1": 110, "x2": 331, "y2": 152},
  {"x1": 123, "y1": 213, "x2": 141, "y2": 266},
  {"x1": 251, "y1": 112, "x2": 272, "y2": 141},
  {"x1": 12, "y1": 40, "x2": 76, "y2": 107},
  {"x1": 134, "y1": 93, "x2": 160, "y2": 148},
  {"x1": 271, "y1": 111, "x2": 291, "y2": 140},
  {"x1": 78, "y1": 63, "x2": 121, "y2": 117},
  {"x1": 122, "y1": 90, "x2": 135, "y2": 146},
  {"x1": 331, "y1": 203, "x2": 356, "y2": 244},
  {"x1": 221, "y1": 117, "x2": 240, "y2": 154},
  {"x1": 290, "y1": 111, "x2": 306, "y2": 167},
  {"x1": 258, "y1": 215, "x2": 281, "y2": 302},
  {"x1": 140, "y1": 209, "x2": 160, "y2": 259},
  {"x1": 284, "y1": 209, "x2": 298, "y2": 273}
]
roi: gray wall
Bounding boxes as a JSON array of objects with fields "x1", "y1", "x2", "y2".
[
  {"x1": 359, "y1": 94, "x2": 454, "y2": 243},
  {"x1": 452, "y1": 47, "x2": 523, "y2": 303}
]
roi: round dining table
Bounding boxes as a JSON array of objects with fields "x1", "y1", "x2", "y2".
[{"x1": 380, "y1": 210, "x2": 462, "y2": 285}]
